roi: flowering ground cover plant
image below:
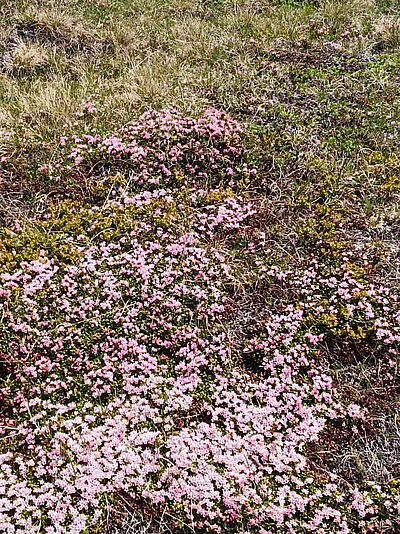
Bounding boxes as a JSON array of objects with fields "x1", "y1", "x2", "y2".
[
  {"x1": 0, "y1": 109, "x2": 400, "y2": 534},
  {"x1": 48, "y1": 108, "x2": 254, "y2": 190}
]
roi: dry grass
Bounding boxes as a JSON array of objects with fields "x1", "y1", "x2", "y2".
[{"x1": 0, "y1": 0, "x2": 392, "y2": 142}]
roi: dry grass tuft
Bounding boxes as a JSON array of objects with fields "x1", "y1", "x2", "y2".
[
  {"x1": 334, "y1": 416, "x2": 400, "y2": 484},
  {"x1": 1, "y1": 38, "x2": 50, "y2": 76},
  {"x1": 373, "y1": 15, "x2": 400, "y2": 50}
]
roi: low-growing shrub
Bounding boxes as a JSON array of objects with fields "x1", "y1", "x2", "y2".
[{"x1": 0, "y1": 110, "x2": 399, "y2": 534}]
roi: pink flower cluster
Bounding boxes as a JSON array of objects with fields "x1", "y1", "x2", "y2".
[
  {"x1": 60, "y1": 108, "x2": 254, "y2": 187},
  {"x1": 0, "y1": 111, "x2": 399, "y2": 533}
]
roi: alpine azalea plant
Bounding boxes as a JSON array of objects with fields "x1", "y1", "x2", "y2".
[
  {"x1": 0, "y1": 109, "x2": 399, "y2": 533},
  {"x1": 54, "y1": 108, "x2": 254, "y2": 188}
]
